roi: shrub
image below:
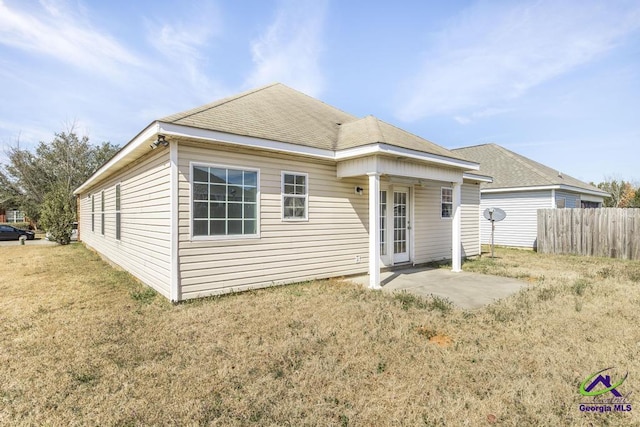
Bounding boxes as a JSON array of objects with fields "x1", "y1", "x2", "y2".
[{"x1": 39, "y1": 185, "x2": 75, "y2": 245}]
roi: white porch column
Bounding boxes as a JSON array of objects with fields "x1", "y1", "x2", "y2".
[
  {"x1": 368, "y1": 173, "x2": 381, "y2": 289},
  {"x1": 451, "y1": 182, "x2": 462, "y2": 273}
]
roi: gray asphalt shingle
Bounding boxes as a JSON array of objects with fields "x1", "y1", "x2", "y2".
[
  {"x1": 161, "y1": 83, "x2": 467, "y2": 161},
  {"x1": 452, "y1": 143, "x2": 607, "y2": 194}
]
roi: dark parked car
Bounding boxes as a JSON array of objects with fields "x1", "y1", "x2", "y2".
[{"x1": 0, "y1": 225, "x2": 35, "y2": 241}]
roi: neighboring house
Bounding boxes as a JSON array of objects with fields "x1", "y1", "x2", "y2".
[
  {"x1": 74, "y1": 83, "x2": 488, "y2": 302},
  {"x1": 452, "y1": 143, "x2": 609, "y2": 248},
  {"x1": 0, "y1": 208, "x2": 25, "y2": 223}
]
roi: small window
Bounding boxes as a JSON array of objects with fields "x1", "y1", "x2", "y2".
[
  {"x1": 441, "y1": 187, "x2": 453, "y2": 218},
  {"x1": 115, "y1": 184, "x2": 121, "y2": 240},
  {"x1": 282, "y1": 172, "x2": 308, "y2": 221},
  {"x1": 556, "y1": 197, "x2": 566, "y2": 209},
  {"x1": 101, "y1": 191, "x2": 105, "y2": 235},
  {"x1": 91, "y1": 195, "x2": 95, "y2": 232},
  {"x1": 192, "y1": 164, "x2": 259, "y2": 237}
]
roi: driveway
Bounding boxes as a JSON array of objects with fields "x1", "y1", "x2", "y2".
[
  {"x1": 0, "y1": 238, "x2": 58, "y2": 247},
  {"x1": 349, "y1": 267, "x2": 527, "y2": 309}
]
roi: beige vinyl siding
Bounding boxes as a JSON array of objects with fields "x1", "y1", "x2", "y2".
[
  {"x1": 413, "y1": 182, "x2": 453, "y2": 263},
  {"x1": 78, "y1": 149, "x2": 172, "y2": 298},
  {"x1": 461, "y1": 183, "x2": 481, "y2": 257},
  {"x1": 479, "y1": 190, "x2": 551, "y2": 248},
  {"x1": 177, "y1": 142, "x2": 369, "y2": 299}
]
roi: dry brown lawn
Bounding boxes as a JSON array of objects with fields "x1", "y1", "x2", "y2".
[{"x1": 1, "y1": 244, "x2": 640, "y2": 426}]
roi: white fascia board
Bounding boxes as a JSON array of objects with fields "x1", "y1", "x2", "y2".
[
  {"x1": 335, "y1": 143, "x2": 480, "y2": 170},
  {"x1": 463, "y1": 172, "x2": 493, "y2": 183},
  {"x1": 482, "y1": 184, "x2": 609, "y2": 198},
  {"x1": 75, "y1": 121, "x2": 482, "y2": 195},
  {"x1": 158, "y1": 122, "x2": 335, "y2": 160},
  {"x1": 74, "y1": 122, "x2": 160, "y2": 195},
  {"x1": 160, "y1": 123, "x2": 477, "y2": 170}
]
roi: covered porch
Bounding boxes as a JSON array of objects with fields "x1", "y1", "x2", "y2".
[{"x1": 338, "y1": 153, "x2": 482, "y2": 289}]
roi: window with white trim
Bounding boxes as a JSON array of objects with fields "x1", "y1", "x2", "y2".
[
  {"x1": 6, "y1": 210, "x2": 24, "y2": 223},
  {"x1": 101, "y1": 191, "x2": 105, "y2": 235},
  {"x1": 282, "y1": 172, "x2": 308, "y2": 221},
  {"x1": 380, "y1": 190, "x2": 387, "y2": 255},
  {"x1": 91, "y1": 195, "x2": 95, "y2": 232},
  {"x1": 441, "y1": 187, "x2": 453, "y2": 218},
  {"x1": 115, "y1": 184, "x2": 121, "y2": 240},
  {"x1": 192, "y1": 164, "x2": 258, "y2": 237},
  {"x1": 556, "y1": 197, "x2": 566, "y2": 209}
]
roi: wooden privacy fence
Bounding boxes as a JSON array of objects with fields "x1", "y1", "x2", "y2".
[{"x1": 537, "y1": 208, "x2": 640, "y2": 260}]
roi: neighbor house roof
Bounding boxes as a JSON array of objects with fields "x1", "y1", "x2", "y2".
[
  {"x1": 162, "y1": 83, "x2": 468, "y2": 161},
  {"x1": 452, "y1": 143, "x2": 608, "y2": 195}
]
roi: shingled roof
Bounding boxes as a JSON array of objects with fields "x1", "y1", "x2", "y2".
[
  {"x1": 452, "y1": 143, "x2": 607, "y2": 194},
  {"x1": 161, "y1": 83, "x2": 468, "y2": 161}
]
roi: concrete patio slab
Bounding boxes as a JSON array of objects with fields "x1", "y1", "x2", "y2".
[{"x1": 348, "y1": 267, "x2": 528, "y2": 309}]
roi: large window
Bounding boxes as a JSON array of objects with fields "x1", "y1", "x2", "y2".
[
  {"x1": 6, "y1": 210, "x2": 24, "y2": 223},
  {"x1": 282, "y1": 172, "x2": 308, "y2": 221},
  {"x1": 441, "y1": 187, "x2": 453, "y2": 218},
  {"x1": 101, "y1": 191, "x2": 105, "y2": 235},
  {"x1": 115, "y1": 184, "x2": 121, "y2": 240},
  {"x1": 192, "y1": 164, "x2": 259, "y2": 237}
]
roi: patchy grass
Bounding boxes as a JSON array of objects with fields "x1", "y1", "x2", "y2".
[{"x1": 1, "y1": 245, "x2": 640, "y2": 425}]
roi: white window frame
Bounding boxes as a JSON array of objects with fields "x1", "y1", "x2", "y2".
[
  {"x1": 91, "y1": 195, "x2": 95, "y2": 232},
  {"x1": 101, "y1": 190, "x2": 105, "y2": 236},
  {"x1": 115, "y1": 183, "x2": 121, "y2": 241},
  {"x1": 189, "y1": 162, "x2": 260, "y2": 241},
  {"x1": 6, "y1": 210, "x2": 24, "y2": 223},
  {"x1": 441, "y1": 187, "x2": 453, "y2": 219},
  {"x1": 281, "y1": 171, "x2": 309, "y2": 222}
]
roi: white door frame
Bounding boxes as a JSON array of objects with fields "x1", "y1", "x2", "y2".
[
  {"x1": 392, "y1": 186, "x2": 410, "y2": 263},
  {"x1": 380, "y1": 184, "x2": 413, "y2": 266}
]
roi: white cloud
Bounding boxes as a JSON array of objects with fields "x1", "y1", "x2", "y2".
[
  {"x1": 454, "y1": 107, "x2": 512, "y2": 125},
  {"x1": 244, "y1": 0, "x2": 327, "y2": 96},
  {"x1": 145, "y1": 1, "x2": 225, "y2": 99},
  {"x1": 397, "y1": 0, "x2": 640, "y2": 122},
  {"x1": 0, "y1": 0, "x2": 141, "y2": 79}
]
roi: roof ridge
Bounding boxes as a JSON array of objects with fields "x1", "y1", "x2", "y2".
[
  {"x1": 162, "y1": 83, "x2": 281, "y2": 123},
  {"x1": 493, "y1": 144, "x2": 556, "y2": 185},
  {"x1": 451, "y1": 142, "x2": 495, "y2": 151}
]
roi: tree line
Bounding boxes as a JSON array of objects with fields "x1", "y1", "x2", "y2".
[
  {"x1": 595, "y1": 179, "x2": 640, "y2": 208},
  {"x1": 0, "y1": 130, "x2": 119, "y2": 244}
]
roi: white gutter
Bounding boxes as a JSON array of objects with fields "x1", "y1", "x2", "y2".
[
  {"x1": 482, "y1": 184, "x2": 609, "y2": 198},
  {"x1": 463, "y1": 172, "x2": 493, "y2": 183},
  {"x1": 77, "y1": 121, "x2": 480, "y2": 194}
]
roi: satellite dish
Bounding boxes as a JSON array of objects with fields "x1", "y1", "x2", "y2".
[
  {"x1": 483, "y1": 207, "x2": 506, "y2": 222},
  {"x1": 483, "y1": 208, "x2": 506, "y2": 258}
]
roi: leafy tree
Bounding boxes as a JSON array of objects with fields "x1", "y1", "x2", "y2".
[
  {"x1": 0, "y1": 130, "x2": 119, "y2": 230},
  {"x1": 633, "y1": 187, "x2": 640, "y2": 208},
  {"x1": 39, "y1": 184, "x2": 76, "y2": 245},
  {"x1": 597, "y1": 179, "x2": 629, "y2": 207},
  {"x1": 620, "y1": 182, "x2": 637, "y2": 208}
]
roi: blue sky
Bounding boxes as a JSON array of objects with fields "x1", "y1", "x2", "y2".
[{"x1": 1, "y1": 0, "x2": 639, "y2": 184}]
